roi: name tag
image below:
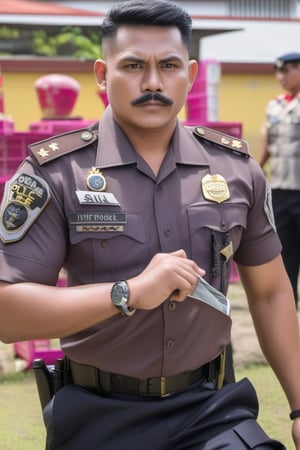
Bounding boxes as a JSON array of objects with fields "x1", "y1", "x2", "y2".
[
  {"x1": 76, "y1": 190, "x2": 120, "y2": 206},
  {"x1": 69, "y1": 212, "x2": 127, "y2": 225}
]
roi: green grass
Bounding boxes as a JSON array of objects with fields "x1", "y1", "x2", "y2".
[
  {"x1": 0, "y1": 371, "x2": 45, "y2": 449},
  {"x1": 0, "y1": 364, "x2": 294, "y2": 450},
  {"x1": 236, "y1": 364, "x2": 293, "y2": 450}
]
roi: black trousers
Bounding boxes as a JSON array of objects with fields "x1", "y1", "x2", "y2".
[
  {"x1": 43, "y1": 377, "x2": 285, "y2": 450},
  {"x1": 272, "y1": 189, "x2": 300, "y2": 307}
]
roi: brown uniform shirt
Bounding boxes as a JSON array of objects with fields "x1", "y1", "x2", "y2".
[{"x1": 0, "y1": 107, "x2": 281, "y2": 378}]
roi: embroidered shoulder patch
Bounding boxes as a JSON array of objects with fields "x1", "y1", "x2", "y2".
[
  {"x1": 193, "y1": 126, "x2": 250, "y2": 158},
  {"x1": 0, "y1": 173, "x2": 51, "y2": 243}
]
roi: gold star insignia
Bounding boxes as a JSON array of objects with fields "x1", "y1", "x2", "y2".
[
  {"x1": 231, "y1": 140, "x2": 242, "y2": 149},
  {"x1": 37, "y1": 148, "x2": 49, "y2": 158},
  {"x1": 221, "y1": 137, "x2": 230, "y2": 145},
  {"x1": 48, "y1": 142, "x2": 59, "y2": 151}
]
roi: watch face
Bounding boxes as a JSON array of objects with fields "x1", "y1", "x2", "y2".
[
  {"x1": 111, "y1": 281, "x2": 135, "y2": 316},
  {"x1": 112, "y1": 281, "x2": 128, "y2": 306}
]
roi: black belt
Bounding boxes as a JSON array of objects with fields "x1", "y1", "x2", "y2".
[{"x1": 67, "y1": 359, "x2": 211, "y2": 397}]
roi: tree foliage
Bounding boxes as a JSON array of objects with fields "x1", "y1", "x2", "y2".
[{"x1": 0, "y1": 25, "x2": 102, "y2": 60}]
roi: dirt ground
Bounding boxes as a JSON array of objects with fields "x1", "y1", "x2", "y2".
[{"x1": 0, "y1": 279, "x2": 298, "y2": 373}]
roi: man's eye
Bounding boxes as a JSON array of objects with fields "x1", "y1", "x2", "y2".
[
  {"x1": 162, "y1": 63, "x2": 177, "y2": 69},
  {"x1": 126, "y1": 63, "x2": 142, "y2": 70}
]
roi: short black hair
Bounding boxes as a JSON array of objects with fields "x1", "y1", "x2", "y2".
[{"x1": 101, "y1": 0, "x2": 193, "y2": 51}]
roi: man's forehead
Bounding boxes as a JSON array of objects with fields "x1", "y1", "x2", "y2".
[{"x1": 103, "y1": 25, "x2": 186, "y2": 56}]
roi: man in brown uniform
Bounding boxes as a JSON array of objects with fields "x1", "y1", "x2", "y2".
[{"x1": 0, "y1": 1, "x2": 300, "y2": 449}]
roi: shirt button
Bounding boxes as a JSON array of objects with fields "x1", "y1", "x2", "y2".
[
  {"x1": 164, "y1": 227, "x2": 172, "y2": 237},
  {"x1": 101, "y1": 240, "x2": 109, "y2": 248},
  {"x1": 168, "y1": 301, "x2": 177, "y2": 312},
  {"x1": 81, "y1": 130, "x2": 93, "y2": 141},
  {"x1": 166, "y1": 339, "x2": 174, "y2": 349},
  {"x1": 221, "y1": 221, "x2": 226, "y2": 230}
]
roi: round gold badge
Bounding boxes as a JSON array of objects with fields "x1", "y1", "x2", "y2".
[{"x1": 201, "y1": 174, "x2": 230, "y2": 204}]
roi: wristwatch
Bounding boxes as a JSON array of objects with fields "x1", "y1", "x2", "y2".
[{"x1": 110, "y1": 280, "x2": 136, "y2": 316}]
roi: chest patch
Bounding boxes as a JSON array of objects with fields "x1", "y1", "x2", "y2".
[{"x1": 0, "y1": 173, "x2": 51, "y2": 243}]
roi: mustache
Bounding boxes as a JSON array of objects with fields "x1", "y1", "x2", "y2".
[{"x1": 131, "y1": 93, "x2": 173, "y2": 106}]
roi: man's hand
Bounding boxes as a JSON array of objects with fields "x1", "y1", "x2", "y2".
[{"x1": 127, "y1": 249, "x2": 204, "y2": 311}]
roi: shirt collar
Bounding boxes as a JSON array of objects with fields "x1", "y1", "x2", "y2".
[
  {"x1": 95, "y1": 107, "x2": 137, "y2": 168},
  {"x1": 95, "y1": 106, "x2": 209, "y2": 169}
]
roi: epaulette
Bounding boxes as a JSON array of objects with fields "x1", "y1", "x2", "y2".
[
  {"x1": 29, "y1": 125, "x2": 98, "y2": 166},
  {"x1": 193, "y1": 126, "x2": 249, "y2": 158}
]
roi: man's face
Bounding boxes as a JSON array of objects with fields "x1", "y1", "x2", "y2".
[
  {"x1": 275, "y1": 62, "x2": 300, "y2": 94},
  {"x1": 96, "y1": 25, "x2": 197, "y2": 131}
]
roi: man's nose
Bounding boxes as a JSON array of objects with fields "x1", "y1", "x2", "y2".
[{"x1": 141, "y1": 67, "x2": 163, "y2": 92}]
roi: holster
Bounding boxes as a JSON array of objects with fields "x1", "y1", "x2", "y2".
[{"x1": 32, "y1": 358, "x2": 66, "y2": 410}]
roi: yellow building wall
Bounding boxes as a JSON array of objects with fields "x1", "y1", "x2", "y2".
[
  {"x1": 218, "y1": 73, "x2": 279, "y2": 160},
  {"x1": 2, "y1": 68, "x2": 280, "y2": 162},
  {"x1": 3, "y1": 70, "x2": 106, "y2": 131}
]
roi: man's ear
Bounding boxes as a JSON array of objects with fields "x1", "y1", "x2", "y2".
[
  {"x1": 94, "y1": 60, "x2": 107, "y2": 91},
  {"x1": 188, "y1": 60, "x2": 199, "y2": 92}
]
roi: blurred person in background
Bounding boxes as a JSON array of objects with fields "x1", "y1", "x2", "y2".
[{"x1": 258, "y1": 52, "x2": 300, "y2": 308}]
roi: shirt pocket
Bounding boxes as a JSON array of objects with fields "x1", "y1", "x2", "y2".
[
  {"x1": 187, "y1": 202, "x2": 247, "y2": 271},
  {"x1": 68, "y1": 213, "x2": 147, "y2": 280},
  {"x1": 69, "y1": 212, "x2": 145, "y2": 244}
]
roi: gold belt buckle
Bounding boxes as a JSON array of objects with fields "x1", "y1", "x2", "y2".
[{"x1": 160, "y1": 376, "x2": 170, "y2": 397}]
